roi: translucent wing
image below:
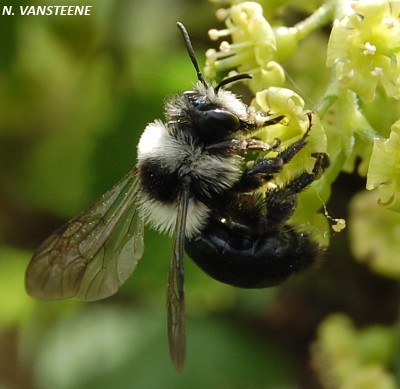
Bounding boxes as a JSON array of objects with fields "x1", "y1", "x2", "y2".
[
  {"x1": 167, "y1": 177, "x2": 190, "y2": 372},
  {"x1": 26, "y1": 169, "x2": 144, "y2": 301}
]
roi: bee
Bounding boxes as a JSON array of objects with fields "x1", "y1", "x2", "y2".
[{"x1": 26, "y1": 22, "x2": 328, "y2": 371}]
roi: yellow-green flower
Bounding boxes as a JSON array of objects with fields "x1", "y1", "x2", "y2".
[
  {"x1": 367, "y1": 119, "x2": 400, "y2": 211},
  {"x1": 254, "y1": 87, "x2": 327, "y2": 158},
  {"x1": 327, "y1": 0, "x2": 400, "y2": 101},
  {"x1": 205, "y1": 2, "x2": 286, "y2": 91}
]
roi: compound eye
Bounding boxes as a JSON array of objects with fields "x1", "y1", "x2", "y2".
[
  {"x1": 198, "y1": 108, "x2": 240, "y2": 135},
  {"x1": 208, "y1": 109, "x2": 240, "y2": 129}
]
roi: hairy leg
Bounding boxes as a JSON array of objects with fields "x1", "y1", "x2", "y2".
[
  {"x1": 234, "y1": 127, "x2": 313, "y2": 192},
  {"x1": 264, "y1": 153, "x2": 329, "y2": 225}
]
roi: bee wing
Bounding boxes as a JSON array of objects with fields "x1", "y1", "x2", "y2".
[
  {"x1": 167, "y1": 178, "x2": 190, "y2": 372},
  {"x1": 26, "y1": 169, "x2": 144, "y2": 302}
]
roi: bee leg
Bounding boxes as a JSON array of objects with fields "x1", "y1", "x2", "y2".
[
  {"x1": 264, "y1": 153, "x2": 329, "y2": 225},
  {"x1": 275, "y1": 125, "x2": 312, "y2": 164},
  {"x1": 232, "y1": 138, "x2": 312, "y2": 194},
  {"x1": 233, "y1": 157, "x2": 284, "y2": 192}
]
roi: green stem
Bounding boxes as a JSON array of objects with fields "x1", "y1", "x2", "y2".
[
  {"x1": 294, "y1": 2, "x2": 334, "y2": 40},
  {"x1": 315, "y1": 80, "x2": 341, "y2": 118}
]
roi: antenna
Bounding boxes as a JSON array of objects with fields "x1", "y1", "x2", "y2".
[
  {"x1": 215, "y1": 73, "x2": 253, "y2": 93},
  {"x1": 177, "y1": 22, "x2": 208, "y2": 88}
]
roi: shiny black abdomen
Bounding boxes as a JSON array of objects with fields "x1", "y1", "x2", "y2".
[{"x1": 185, "y1": 220, "x2": 320, "y2": 288}]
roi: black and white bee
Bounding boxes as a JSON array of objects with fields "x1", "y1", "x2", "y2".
[{"x1": 26, "y1": 22, "x2": 328, "y2": 371}]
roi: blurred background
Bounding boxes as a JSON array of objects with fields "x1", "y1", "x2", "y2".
[{"x1": 1, "y1": 1, "x2": 399, "y2": 388}]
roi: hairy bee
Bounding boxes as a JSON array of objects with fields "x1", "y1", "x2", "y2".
[{"x1": 26, "y1": 22, "x2": 327, "y2": 371}]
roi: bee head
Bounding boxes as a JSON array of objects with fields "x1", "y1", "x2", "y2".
[{"x1": 176, "y1": 22, "x2": 256, "y2": 141}]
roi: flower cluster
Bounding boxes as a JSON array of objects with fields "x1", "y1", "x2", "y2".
[
  {"x1": 205, "y1": 2, "x2": 291, "y2": 91},
  {"x1": 205, "y1": 0, "x2": 400, "y2": 255},
  {"x1": 327, "y1": 0, "x2": 400, "y2": 101},
  {"x1": 323, "y1": 0, "x2": 400, "y2": 216}
]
